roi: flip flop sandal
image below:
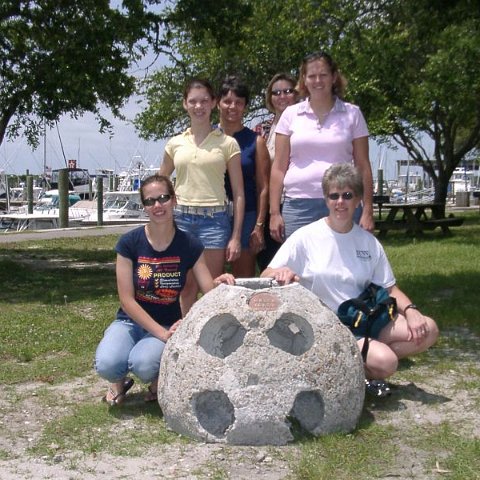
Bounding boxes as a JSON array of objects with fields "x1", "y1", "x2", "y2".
[
  {"x1": 102, "y1": 377, "x2": 135, "y2": 406},
  {"x1": 144, "y1": 384, "x2": 158, "y2": 403}
]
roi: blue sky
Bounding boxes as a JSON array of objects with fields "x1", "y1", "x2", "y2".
[{"x1": 0, "y1": 91, "x2": 166, "y2": 176}]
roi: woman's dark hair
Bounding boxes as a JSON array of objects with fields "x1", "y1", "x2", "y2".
[
  {"x1": 265, "y1": 73, "x2": 297, "y2": 112},
  {"x1": 322, "y1": 164, "x2": 363, "y2": 199},
  {"x1": 218, "y1": 75, "x2": 250, "y2": 105},
  {"x1": 140, "y1": 174, "x2": 175, "y2": 204},
  {"x1": 183, "y1": 78, "x2": 216, "y2": 100},
  {"x1": 297, "y1": 51, "x2": 347, "y2": 99}
]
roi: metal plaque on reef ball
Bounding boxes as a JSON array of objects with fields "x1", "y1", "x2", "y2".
[{"x1": 248, "y1": 292, "x2": 281, "y2": 311}]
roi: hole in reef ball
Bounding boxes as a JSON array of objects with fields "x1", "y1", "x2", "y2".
[
  {"x1": 193, "y1": 390, "x2": 235, "y2": 437},
  {"x1": 266, "y1": 313, "x2": 314, "y2": 355},
  {"x1": 289, "y1": 390, "x2": 325, "y2": 433},
  {"x1": 199, "y1": 314, "x2": 247, "y2": 358}
]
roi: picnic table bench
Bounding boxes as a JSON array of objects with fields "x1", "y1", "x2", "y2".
[
  {"x1": 374, "y1": 203, "x2": 464, "y2": 238},
  {"x1": 473, "y1": 191, "x2": 480, "y2": 212}
]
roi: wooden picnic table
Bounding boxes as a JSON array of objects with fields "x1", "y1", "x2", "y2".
[{"x1": 375, "y1": 203, "x2": 464, "y2": 238}]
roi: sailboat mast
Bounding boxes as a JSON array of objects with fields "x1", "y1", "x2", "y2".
[{"x1": 43, "y1": 120, "x2": 47, "y2": 177}]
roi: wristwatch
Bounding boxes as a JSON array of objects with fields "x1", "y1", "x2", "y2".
[
  {"x1": 404, "y1": 303, "x2": 418, "y2": 314},
  {"x1": 255, "y1": 222, "x2": 264, "y2": 227}
]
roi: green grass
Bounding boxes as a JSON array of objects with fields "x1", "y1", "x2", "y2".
[
  {"x1": 0, "y1": 213, "x2": 479, "y2": 477},
  {"x1": 30, "y1": 402, "x2": 180, "y2": 458},
  {"x1": 0, "y1": 235, "x2": 118, "y2": 384},
  {"x1": 379, "y1": 212, "x2": 480, "y2": 335},
  {"x1": 409, "y1": 423, "x2": 480, "y2": 480},
  {"x1": 192, "y1": 462, "x2": 229, "y2": 480},
  {"x1": 293, "y1": 425, "x2": 398, "y2": 479}
]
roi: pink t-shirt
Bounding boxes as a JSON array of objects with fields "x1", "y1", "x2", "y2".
[{"x1": 275, "y1": 98, "x2": 369, "y2": 198}]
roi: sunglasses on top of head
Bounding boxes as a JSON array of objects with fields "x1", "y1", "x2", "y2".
[
  {"x1": 327, "y1": 192, "x2": 354, "y2": 201},
  {"x1": 271, "y1": 88, "x2": 295, "y2": 96},
  {"x1": 143, "y1": 194, "x2": 172, "y2": 207}
]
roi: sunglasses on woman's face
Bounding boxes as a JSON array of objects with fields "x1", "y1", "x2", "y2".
[
  {"x1": 271, "y1": 88, "x2": 295, "y2": 96},
  {"x1": 143, "y1": 194, "x2": 172, "y2": 206},
  {"x1": 327, "y1": 192, "x2": 354, "y2": 201}
]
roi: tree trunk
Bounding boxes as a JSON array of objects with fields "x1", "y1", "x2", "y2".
[
  {"x1": 433, "y1": 177, "x2": 449, "y2": 217},
  {"x1": 0, "y1": 104, "x2": 17, "y2": 149}
]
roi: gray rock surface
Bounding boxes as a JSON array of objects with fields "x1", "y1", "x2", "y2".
[{"x1": 158, "y1": 279, "x2": 365, "y2": 445}]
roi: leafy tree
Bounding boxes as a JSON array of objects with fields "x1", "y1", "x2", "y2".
[
  {"x1": 0, "y1": 0, "x2": 162, "y2": 148},
  {"x1": 338, "y1": 0, "x2": 480, "y2": 208},
  {"x1": 136, "y1": 0, "x2": 480, "y2": 208},
  {"x1": 136, "y1": 0, "x2": 339, "y2": 137}
]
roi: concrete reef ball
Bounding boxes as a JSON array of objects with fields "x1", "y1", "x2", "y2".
[{"x1": 158, "y1": 278, "x2": 365, "y2": 446}]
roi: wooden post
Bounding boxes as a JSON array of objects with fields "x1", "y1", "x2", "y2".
[
  {"x1": 376, "y1": 169, "x2": 386, "y2": 220},
  {"x1": 5, "y1": 174, "x2": 11, "y2": 212},
  {"x1": 96, "y1": 179, "x2": 103, "y2": 226},
  {"x1": 377, "y1": 169, "x2": 384, "y2": 195},
  {"x1": 58, "y1": 169, "x2": 69, "y2": 228},
  {"x1": 27, "y1": 175, "x2": 34, "y2": 214}
]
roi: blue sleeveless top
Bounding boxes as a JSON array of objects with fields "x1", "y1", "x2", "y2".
[{"x1": 225, "y1": 126, "x2": 257, "y2": 212}]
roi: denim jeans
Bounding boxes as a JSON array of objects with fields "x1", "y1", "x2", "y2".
[
  {"x1": 95, "y1": 318, "x2": 165, "y2": 383},
  {"x1": 282, "y1": 197, "x2": 330, "y2": 238},
  {"x1": 282, "y1": 197, "x2": 363, "y2": 238}
]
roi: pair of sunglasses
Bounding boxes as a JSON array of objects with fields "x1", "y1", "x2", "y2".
[
  {"x1": 271, "y1": 88, "x2": 295, "y2": 96},
  {"x1": 143, "y1": 194, "x2": 172, "y2": 206},
  {"x1": 327, "y1": 192, "x2": 354, "y2": 201}
]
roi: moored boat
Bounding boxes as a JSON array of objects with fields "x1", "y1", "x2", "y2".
[
  {"x1": 0, "y1": 189, "x2": 93, "y2": 232},
  {"x1": 81, "y1": 190, "x2": 148, "y2": 225}
]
